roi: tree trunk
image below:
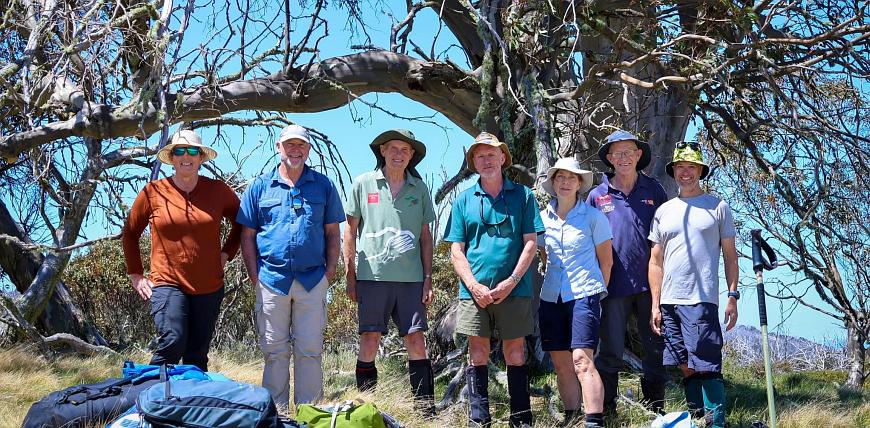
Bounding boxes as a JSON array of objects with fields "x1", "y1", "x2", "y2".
[
  {"x1": 0, "y1": 200, "x2": 106, "y2": 345},
  {"x1": 845, "y1": 321, "x2": 866, "y2": 389}
]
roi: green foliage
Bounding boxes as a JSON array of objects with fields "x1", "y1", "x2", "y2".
[
  {"x1": 62, "y1": 233, "x2": 258, "y2": 352},
  {"x1": 63, "y1": 239, "x2": 154, "y2": 347}
]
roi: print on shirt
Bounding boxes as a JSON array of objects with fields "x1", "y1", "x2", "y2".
[
  {"x1": 365, "y1": 227, "x2": 416, "y2": 262},
  {"x1": 596, "y1": 194, "x2": 615, "y2": 213}
]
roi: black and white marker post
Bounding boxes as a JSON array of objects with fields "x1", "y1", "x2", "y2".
[{"x1": 751, "y1": 229, "x2": 779, "y2": 428}]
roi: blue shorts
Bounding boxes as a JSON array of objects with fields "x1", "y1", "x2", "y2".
[
  {"x1": 660, "y1": 302, "x2": 723, "y2": 372},
  {"x1": 539, "y1": 293, "x2": 601, "y2": 351}
]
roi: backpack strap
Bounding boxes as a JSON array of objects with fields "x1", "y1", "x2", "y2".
[
  {"x1": 56, "y1": 376, "x2": 133, "y2": 405},
  {"x1": 160, "y1": 364, "x2": 173, "y2": 399}
]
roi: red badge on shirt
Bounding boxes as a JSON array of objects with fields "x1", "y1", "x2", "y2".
[
  {"x1": 596, "y1": 195, "x2": 612, "y2": 205},
  {"x1": 367, "y1": 193, "x2": 379, "y2": 204}
]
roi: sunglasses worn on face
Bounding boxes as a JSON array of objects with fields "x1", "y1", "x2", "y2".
[
  {"x1": 676, "y1": 141, "x2": 701, "y2": 151},
  {"x1": 172, "y1": 147, "x2": 202, "y2": 156},
  {"x1": 289, "y1": 187, "x2": 304, "y2": 210}
]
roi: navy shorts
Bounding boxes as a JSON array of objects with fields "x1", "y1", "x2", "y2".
[
  {"x1": 539, "y1": 293, "x2": 601, "y2": 351},
  {"x1": 660, "y1": 302, "x2": 723, "y2": 372}
]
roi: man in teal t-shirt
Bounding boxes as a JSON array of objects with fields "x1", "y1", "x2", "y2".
[
  {"x1": 343, "y1": 129, "x2": 436, "y2": 415},
  {"x1": 443, "y1": 132, "x2": 544, "y2": 427}
]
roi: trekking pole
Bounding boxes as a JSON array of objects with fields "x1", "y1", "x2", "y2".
[{"x1": 751, "y1": 229, "x2": 779, "y2": 428}]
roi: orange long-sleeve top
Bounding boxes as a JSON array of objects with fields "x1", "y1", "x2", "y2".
[{"x1": 122, "y1": 177, "x2": 242, "y2": 295}]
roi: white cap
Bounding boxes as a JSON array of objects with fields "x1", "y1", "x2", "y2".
[{"x1": 278, "y1": 124, "x2": 311, "y2": 144}]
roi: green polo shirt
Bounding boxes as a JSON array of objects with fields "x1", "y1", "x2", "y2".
[
  {"x1": 346, "y1": 169, "x2": 436, "y2": 282},
  {"x1": 443, "y1": 178, "x2": 545, "y2": 299}
]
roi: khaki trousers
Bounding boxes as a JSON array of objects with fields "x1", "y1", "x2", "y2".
[{"x1": 256, "y1": 276, "x2": 328, "y2": 408}]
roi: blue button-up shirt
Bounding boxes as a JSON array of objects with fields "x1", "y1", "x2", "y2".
[
  {"x1": 538, "y1": 200, "x2": 612, "y2": 303},
  {"x1": 237, "y1": 166, "x2": 345, "y2": 294},
  {"x1": 586, "y1": 173, "x2": 668, "y2": 298}
]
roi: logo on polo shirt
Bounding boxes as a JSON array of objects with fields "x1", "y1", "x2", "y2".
[
  {"x1": 596, "y1": 194, "x2": 615, "y2": 213},
  {"x1": 368, "y1": 193, "x2": 379, "y2": 204},
  {"x1": 641, "y1": 198, "x2": 655, "y2": 206}
]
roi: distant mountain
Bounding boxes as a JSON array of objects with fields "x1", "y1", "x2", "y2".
[{"x1": 724, "y1": 325, "x2": 847, "y2": 371}]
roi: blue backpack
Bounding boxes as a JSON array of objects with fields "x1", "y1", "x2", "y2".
[
  {"x1": 135, "y1": 366, "x2": 287, "y2": 427},
  {"x1": 22, "y1": 361, "x2": 209, "y2": 428}
]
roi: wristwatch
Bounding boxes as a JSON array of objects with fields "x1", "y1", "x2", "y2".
[
  {"x1": 727, "y1": 290, "x2": 740, "y2": 300},
  {"x1": 509, "y1": 273, "x2": 521, "y2": 284}
]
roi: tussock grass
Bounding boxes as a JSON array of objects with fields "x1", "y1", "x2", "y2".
[{"x1": 2, "y1": 346, "x2": 868, "y2": 428}]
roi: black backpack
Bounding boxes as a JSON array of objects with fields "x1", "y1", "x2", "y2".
[{"x1": 21, "y1": 375, "x2": 161, "y2": 428}]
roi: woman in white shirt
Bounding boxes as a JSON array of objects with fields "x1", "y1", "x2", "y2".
[{"x1": 537, "y1": 157, "x2": 613, "y2": 428}]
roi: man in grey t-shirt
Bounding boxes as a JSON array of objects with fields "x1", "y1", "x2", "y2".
[{"x1": 648, "y1": 142, "x2": 739, "y2": 428}]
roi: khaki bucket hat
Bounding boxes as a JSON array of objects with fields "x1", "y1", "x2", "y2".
[
  {"x1": 465, "y1": 132, "x2": 512, "y2": 174},
  {"x1": 156, "y1": 130, "x2": 218, "y2": 164}
]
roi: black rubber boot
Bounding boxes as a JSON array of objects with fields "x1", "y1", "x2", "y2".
[
  {"x1": 466, "y1": 365, "x2": 491, "y2": 427},
  {"x1": 409, "y1": 359, "x2": 436, "y2": 417},
  {"x1": 355, "y1": 360, "x2": 377, "y2": 391},
  {"x1": 640, "y1": 376, "x2": 666, "y2": 414},
  {"x1": 507, "y1": 364, "x2": 532, "y2": 427}
]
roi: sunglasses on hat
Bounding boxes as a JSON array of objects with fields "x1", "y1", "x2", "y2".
[
  {"x1": 172, "y1": 147, "x2": 202, "y2": 156},
  {"x1": 675, "y1": 141, "x2": 701, "y2": 151}
]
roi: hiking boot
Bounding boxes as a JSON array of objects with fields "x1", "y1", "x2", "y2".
[{"x1": 585, "y1": 412, "x2": 605, "y2": 428}]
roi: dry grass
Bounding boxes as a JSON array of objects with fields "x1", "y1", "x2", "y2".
[
  {"x1": 777, "y1": 403, "x2": 870, "y2": 428},
  {"x1": 3, "y1": 345, "x2": 869, "y2": 428}
]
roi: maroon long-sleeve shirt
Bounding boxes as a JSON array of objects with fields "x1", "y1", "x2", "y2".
[{"x1": 122, "y1": 177, "x2": 241, "y2": 295}]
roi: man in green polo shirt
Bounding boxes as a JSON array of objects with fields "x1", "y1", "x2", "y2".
[
  {"x1": 343, "y1": 129, "x2": 437, "y2": 415},
  {"x1": 444, "y1": 132, "x2": 544, "y2": 428}
]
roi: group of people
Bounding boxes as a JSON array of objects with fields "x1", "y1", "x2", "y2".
[{"x1": 122, "y1": 125, "x2": 739, "y2": 428}]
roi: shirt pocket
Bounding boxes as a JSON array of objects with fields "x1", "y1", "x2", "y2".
[
  {"x1": 258, "y1": 198, "x2": 283, "y2": 225},
  {"x1": 303, "y1": 194, "x2": 326, "y2": 226}
]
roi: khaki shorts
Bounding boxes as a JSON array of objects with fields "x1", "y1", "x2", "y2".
[{"x1": 455, "y1": 297, "x2": 534, "y2": 340}]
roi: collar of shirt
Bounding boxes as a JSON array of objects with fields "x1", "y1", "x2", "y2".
[
  {"x1": 543, "y1": 198, "x2": 588, "y2": 221},
  {"x1": 269, "y1": 164, "x2": 315, "y2": 187},
  {"x1": 473, "y1": 176, "x2": 516, "y2": 197},
  {"x1": 603, "y1": 172, "x2": 654, "y2": 195},
  {"x1": 374, "y1": 168, "x2": 422, "y2": 188}
]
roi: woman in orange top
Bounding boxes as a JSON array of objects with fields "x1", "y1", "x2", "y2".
[{"x1": 122, "y1": 130, "x2": 241, "y2": 371}]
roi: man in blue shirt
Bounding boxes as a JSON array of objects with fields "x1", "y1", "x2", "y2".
[
  {"x1": 587, "y1": 130, "x2": 669, "y2": 418},
  {"x1": 444, "y1": 132, "x2": 544, "y2": 428},
  {"x1": 237, "y1": 124, "x2": 345, "y2": 408}
]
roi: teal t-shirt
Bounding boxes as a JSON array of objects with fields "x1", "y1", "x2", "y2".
[
  {"x1": 345, "y1": 169, "x2": 436, "y2": 282},
  {"x1": 443, "y1": 178, "x2": 545, "y2": 299}
]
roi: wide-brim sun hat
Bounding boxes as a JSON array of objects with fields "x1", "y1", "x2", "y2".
[
  {"x1": 157, "y1": 130, "x2": 218, "y2": 165},
  {"x1": 597, "y1": 130, "x2": 652, "y2": 170},
  {"x1": 369, "y1": 129, "x2": 426, "y2": 178},
  {"x1": 666, "y1": 141, "x2": 710, "y2": 180},
  {"x1": 465, "y1": 132, "x2": 512, "y2": 174},
  {"x1": 541, "y1": 157, "x2": 594, "y2": 196}
]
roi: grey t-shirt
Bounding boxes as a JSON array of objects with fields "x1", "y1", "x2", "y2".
[{"x1": 648, "y1": 193, "x2": 736, "y2": 306}]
